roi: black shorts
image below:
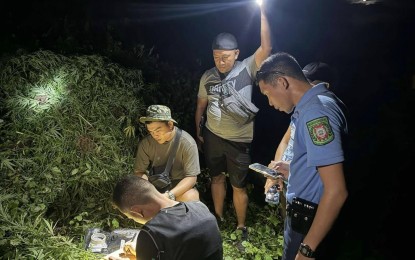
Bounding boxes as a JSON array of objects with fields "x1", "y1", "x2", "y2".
[{"x1": 202, "y1": 128, "x2": 251, "y2": 188}]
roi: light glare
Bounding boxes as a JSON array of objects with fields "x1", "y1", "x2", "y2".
[{"x1": 256, "y1": 0, "x2": 263, "y2": 6}]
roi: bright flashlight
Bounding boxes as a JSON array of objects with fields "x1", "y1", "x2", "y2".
[{"x1": 256, "y1": 0, "x2": 263, "y2": 6}]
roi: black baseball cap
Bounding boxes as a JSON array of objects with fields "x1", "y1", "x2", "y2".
[
  {"x1": 302, "y1": 62, "x2": 334, "y2": 85},
  {"x1": 212, "y1": 32, "x2": 238, "y2": 50}
]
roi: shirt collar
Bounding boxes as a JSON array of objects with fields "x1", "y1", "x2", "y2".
[{"x1": 293, "y1": 83, "x2": 328, "y2": 118}]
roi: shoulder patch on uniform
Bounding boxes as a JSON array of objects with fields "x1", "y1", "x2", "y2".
[{"x1": 306, "y1": 116, "x2": 334, "y2": 146}]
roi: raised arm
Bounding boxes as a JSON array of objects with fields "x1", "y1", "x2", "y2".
[{"x1": 254, "y1": 3, "x2": 272, "y2": 68}]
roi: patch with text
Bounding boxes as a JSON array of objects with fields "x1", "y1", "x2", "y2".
[{"x1": 306, "y1": 116, "x2": 334, "y2": 146}]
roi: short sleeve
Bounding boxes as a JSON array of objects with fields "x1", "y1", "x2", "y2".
[
  {"x1": 302, "y1": 109, "x2": 345, "y2": 167},
  {"x1": 197, "y1": 72, "x2": 208, "y2": 99}
]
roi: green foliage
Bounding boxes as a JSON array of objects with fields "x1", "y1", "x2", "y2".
[
  {"x1": 139, "y1": 60, "x2": 202, "y2": 135},
  {"x1": 0, "y1": 49, "x2": 284, "y2": 259},
  {"x1": 220, "y1": 201, "x2": 284, "y2": 259},
  {"x1": 0, "y1": 194, "x2": 99, "y2": 259},
  {"x1": 0, "y1": 50, "x2": 145, "y2": 258}
]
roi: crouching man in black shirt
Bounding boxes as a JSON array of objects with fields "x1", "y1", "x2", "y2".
[{"x1": 112, "y1": 175, "x2": 223, "y2": 260}]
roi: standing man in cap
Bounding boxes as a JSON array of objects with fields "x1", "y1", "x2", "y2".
[
  {"x1": 134, "y1": 105, "x2": 200, "y2": 202},
  {"x1": 194, "y1": 1, "x2": 272, "y2": 243}
]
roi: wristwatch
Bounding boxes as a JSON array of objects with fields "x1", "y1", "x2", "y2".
[
  {"x1": 165, "y1": 190, "x2": 176, "y2": 201},
  {"x1": 299, "y1": 243, "x2": 315, "y2": 258}
]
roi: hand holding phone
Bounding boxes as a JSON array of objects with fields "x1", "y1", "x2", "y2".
[{"x1": 249, "y1": 163, "x2": 282, "y2": 179}]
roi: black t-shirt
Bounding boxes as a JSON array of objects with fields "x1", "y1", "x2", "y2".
[{"x1": 136, "y1": 201, "x2": 222, "y2": 260}]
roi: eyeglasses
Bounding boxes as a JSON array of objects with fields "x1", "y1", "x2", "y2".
[{"x1": 255, "y1": 70, "x2": 285, "y2": 85}]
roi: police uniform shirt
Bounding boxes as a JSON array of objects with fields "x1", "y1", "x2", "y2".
[{"x1": 286, "y1": 83, "x2": 348, "y2": 204}]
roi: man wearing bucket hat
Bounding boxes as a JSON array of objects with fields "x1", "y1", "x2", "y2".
[
  {"x1": 133, "y1": 105, "x2": 200, "y2": 202},
  {"x1": 194, "y1": 1, "x2": 272, "y2": 246}
]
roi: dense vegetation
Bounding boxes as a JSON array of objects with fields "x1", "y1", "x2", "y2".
[
  {"x1": 2, "y1": 1, "x2": 415, "y2": 259},
  {"x1": 0, "y1": 50, "x2": 283, "y2": 259}
]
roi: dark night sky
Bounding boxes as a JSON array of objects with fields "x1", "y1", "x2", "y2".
[
  {"x1": 1, "y1": 0, "x2": 414, "y2": 258},
  {"x1": 2, "y1": 0, "x2": 414, "y2": 113},
  {"x1": 2, "y1": 0, "x2": 415, "y2": 69},
  {"x1": 2, "y1": 0, "x2": 414, "y2": 77}
]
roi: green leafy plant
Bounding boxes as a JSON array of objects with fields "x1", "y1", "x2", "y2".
[
  {"x1": 0, "y1": 49, "x2": 284, "y2": 259},
  {"x1": 0, "y1": 50, "x2": 145, "y2": 258}
]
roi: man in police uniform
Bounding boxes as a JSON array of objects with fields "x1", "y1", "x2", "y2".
[{"x1": 257, "y1": 52, "x2": 349, "y2": 260}]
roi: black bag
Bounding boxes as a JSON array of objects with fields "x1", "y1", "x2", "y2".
[
  {"x1": 148, "y1": 165, "x2": 171, "y2": 192},
  {"x1": 288, "y1": 197, "x2": 318, "y2": 235},
  {"x1": 148, "y1": 129, "x2": 182, "y2": 193},
  {"x1": 220, "y1": 84, "x2": 259, "y2": 125}
]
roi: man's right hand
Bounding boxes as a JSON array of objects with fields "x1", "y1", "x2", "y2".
[
  {"x1": 123, "y1": 242, "x2": 136, "y2": 258},
  {"x1": 268, "y1": 160, "x2": 290, "y2": 179}
]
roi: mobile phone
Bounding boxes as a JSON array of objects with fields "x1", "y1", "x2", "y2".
[{"x1": 249, "y1": 163, "x2": 281, "y2": 179}]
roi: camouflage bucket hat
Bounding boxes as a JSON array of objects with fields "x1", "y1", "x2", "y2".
[{"x1": 139, "y1": 105, "x2": 177, "y2": 124}]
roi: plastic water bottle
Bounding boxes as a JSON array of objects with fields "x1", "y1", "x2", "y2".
[{"x1": 265, "y1": 184, "x2": 280, "y2": 205}]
